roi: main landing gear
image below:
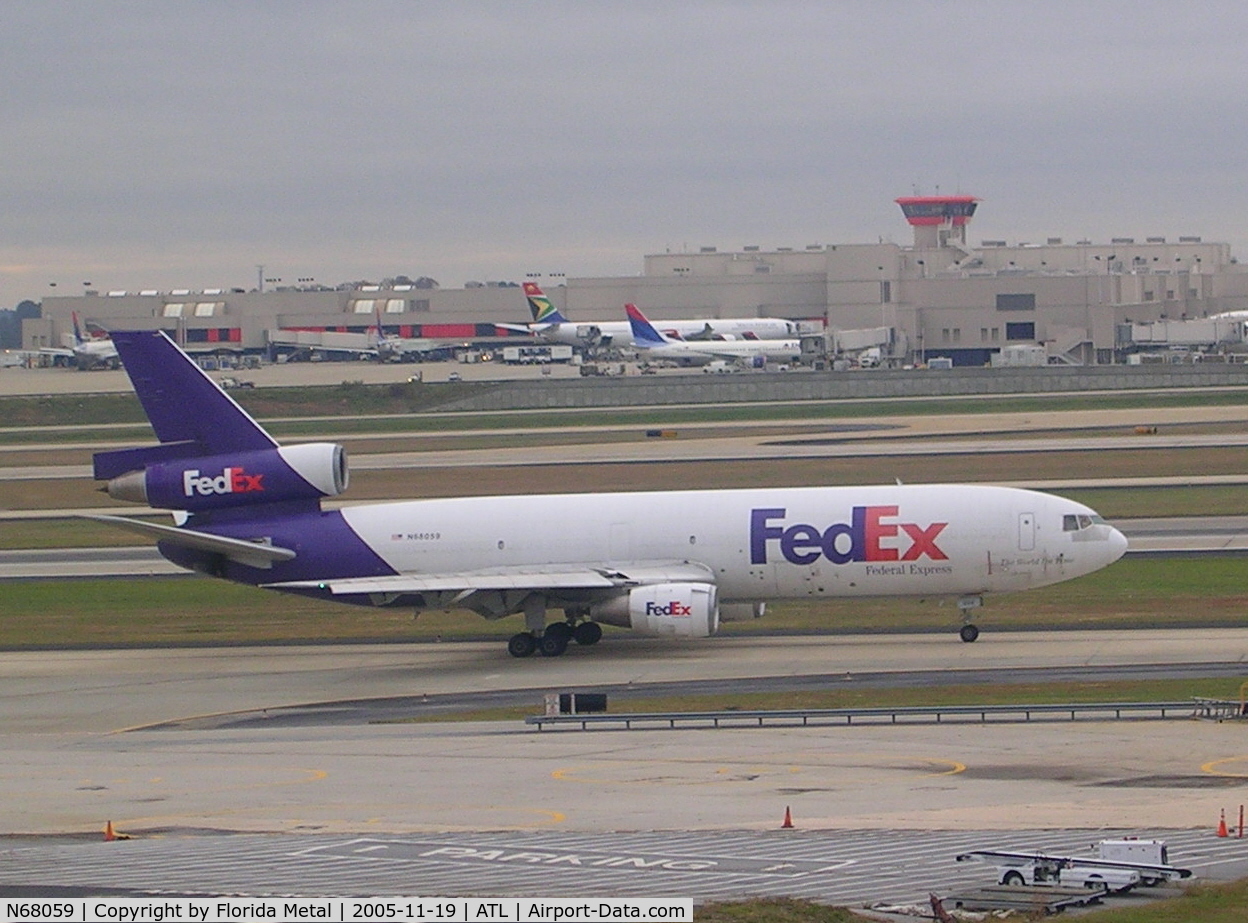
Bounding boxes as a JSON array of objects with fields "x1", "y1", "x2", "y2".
[
  {"x1": 507, "y1": 596, "x2": 603, "y2": 658},
  {"x1": 507, "y1": 621, "x2": 603, "y2": 658}
]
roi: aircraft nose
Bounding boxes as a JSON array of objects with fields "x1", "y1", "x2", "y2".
[{"x1": 1107, "y1": 524, "x2": 1129, "y2": 563}]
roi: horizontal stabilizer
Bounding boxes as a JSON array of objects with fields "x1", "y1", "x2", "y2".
[
  {"x1": 93, "y1": 441, "x2": 200, "y2": 481},
  {"x1": 85, "y1": 514, "x2": 296, "y2": 569}
]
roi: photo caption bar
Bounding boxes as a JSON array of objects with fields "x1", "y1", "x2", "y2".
[{"x1": 2, "y1": 898, "x2": 694, "y2": 923}]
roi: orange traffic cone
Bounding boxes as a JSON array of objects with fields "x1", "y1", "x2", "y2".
[
  {"x1": 104, "y1": 821, "x2": 116, "y2": 842},
  {"x1": 1218, "y1": 809, "x2": 1229, "y2": 838},
  {"x1": 781, "y1": 806, "x2": 794, "y2": 829}
]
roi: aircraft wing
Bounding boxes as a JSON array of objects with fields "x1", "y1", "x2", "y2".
[
  {"x1": 265, "y1": 561, "x2": 715, "y2": 596},
  {"x1": 701, "y1": 348, "x2": 754, "y2": 361},
  {"x1": 681, "y1": 323, "x2": 719, "y2": 341}
]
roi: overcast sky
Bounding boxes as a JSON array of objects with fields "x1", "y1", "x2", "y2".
[{"x1": 2, "y1": 1, "x2": 1246, "y2": 307}]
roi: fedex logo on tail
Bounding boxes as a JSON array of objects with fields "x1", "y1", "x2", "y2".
[
  {"x1": 751, "y1": 506, "x2": 948, "y2": 566},
  {"x1": 183, "y1": 466, "x2": 265, "y2": 498}
]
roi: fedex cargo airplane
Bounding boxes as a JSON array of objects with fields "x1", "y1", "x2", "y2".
[
  {"x1": 515, "y1": 282, "x2": 797, "y2": 347},
  {"x1": 91, "y1": 331, "x2": 1127, "y2": 657},
  {"x1": 626, "y1": 303, "x2": 803, "y2": 367}
]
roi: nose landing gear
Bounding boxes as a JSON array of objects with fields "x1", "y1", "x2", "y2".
[{"x1": 958, "y1": 595, "x2": 983, "y2": 643}]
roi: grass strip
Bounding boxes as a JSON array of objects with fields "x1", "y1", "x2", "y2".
[
  {"x1": 0, "y1": 555, "x2": 1243, "y2": 649},
  {"x1": 694, "y1": 878, "x2": 1248, "y2": 922},
  {"x1": 695, "y1": 900, "x2": 866, "y2": 922},
  {"x1": 394, "y1": 678, "x2": 1248, "y2": 724},
  {"x1": 1072, "y1": 877, "x2": 1248, "y2": 922},
  {"x1": 4, "y1": 383, "x2": 1248, "y2": 436}
]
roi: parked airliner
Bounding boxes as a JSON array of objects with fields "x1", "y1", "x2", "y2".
[
  {"x1": 91, "y1": 331, "x2": 1127, "y2": 657},
  {"x1": 626, "y1": 303, "x2": 804, "y2": 367},
  {"x1": 513, "y1": 282, "x2": 797, "y2": 348},
  {"x1": 40, "y1": 313, "x2": 120, "y2": 370}
]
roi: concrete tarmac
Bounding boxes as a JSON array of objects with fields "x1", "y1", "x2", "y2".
[
  {"x1": 0, "y1": 359, "x2": 586, "y2": 395},
  {"x1": 5, "y1": 630, "x2": 1248, "y2": 836}
]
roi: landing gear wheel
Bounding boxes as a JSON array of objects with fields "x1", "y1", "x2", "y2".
[
  {"x1": 538, "y1": 632, "x2": 569, "y2": 657},
  {"x1": 572, "y1": 621, "x2": 603, "y2": 646},
  {"x1": 507, "y1": 632, "x2": 537, "y2": 658},
  {"x1": 543, "y1": 621, "x2": 573, "y2": 643},
  {"x1": 959, "y1": 623, "x2": 980, "y2": 643}
]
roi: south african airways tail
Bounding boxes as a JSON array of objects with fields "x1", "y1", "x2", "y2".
[{"x1": 524, "y1": 282, "x2": 571, "y2": 326}]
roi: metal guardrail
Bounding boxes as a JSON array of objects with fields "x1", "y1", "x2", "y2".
[{"x1": 526, "y1": 700, "x2": 1212, "y2": 731}]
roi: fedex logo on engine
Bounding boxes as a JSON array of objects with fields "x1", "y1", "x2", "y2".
[
  {"x1": 645, "y1": 600, "x2": 693, "y2": 617},
  {"x1": 750, "y1": 506, "x2": 948, "y2": 566},
  {"x1": 182, "y1": 466, "x2": 265, "y2": 497}
]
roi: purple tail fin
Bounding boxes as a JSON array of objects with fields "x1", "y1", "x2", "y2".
[{"x1": 94, "y1": 331, "x2": 275, "y2": 480}]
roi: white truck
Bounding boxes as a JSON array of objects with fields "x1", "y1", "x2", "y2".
[
  {"x1": 994, "y1": 857, "x2": 1140, "y2": 893},
  {"x1": 957, "y1": 840, "x2": 1190, "y2": 893},
  {"x1": 1093, "y1": 839, "x2": 1187, "y2": 887}
]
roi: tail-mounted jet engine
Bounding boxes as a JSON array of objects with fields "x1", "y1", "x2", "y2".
[{"x1": 103, "y1": 443, "x2": 348, "y2": 512}]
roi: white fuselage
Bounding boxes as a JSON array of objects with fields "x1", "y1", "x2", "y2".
[
  {"x1": 338, "y1": 484, "x2": 1126, "y2": 602},
  {"x1": 631, "y1": 337, "x2": 804, "y2": 366},
  {"x1": 537, "y1": 318, "x2": 796, "y2": 348}
]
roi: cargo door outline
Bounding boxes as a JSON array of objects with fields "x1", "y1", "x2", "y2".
[{"x1": 1018, "y1": 512, "x2": 1036, "y2": 551}]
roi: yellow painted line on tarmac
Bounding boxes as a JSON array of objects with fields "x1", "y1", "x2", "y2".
[
  {"x1": 922, "y1": 759, "x2": 966, "y2": 776},
  {"x1": 1202, "y1": 756, "x2": 1248, "y2": 778}
]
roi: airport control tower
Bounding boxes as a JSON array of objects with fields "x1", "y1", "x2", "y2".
[{"x1": 895, "y1": 194, "x2": 979, "y2": 249}]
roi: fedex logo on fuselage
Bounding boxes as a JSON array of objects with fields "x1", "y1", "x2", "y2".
[
  {"x1": 750, "y1": 506, "x2": 948, "y2": 566},
  {"x1": 182, "y1": 466, "x2": 265, "y2": 498},
  {"x1": 646, "y1": 600, "x2": 692, "y2": 617}
]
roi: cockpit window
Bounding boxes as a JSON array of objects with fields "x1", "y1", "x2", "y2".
[{"x1": 1063, "y1": 514, "x2": 1097, "y2": 532}]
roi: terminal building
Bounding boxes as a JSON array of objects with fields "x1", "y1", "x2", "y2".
[{"x1": 28, "y1": 196, "x2": 1248, "y2": 366}]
